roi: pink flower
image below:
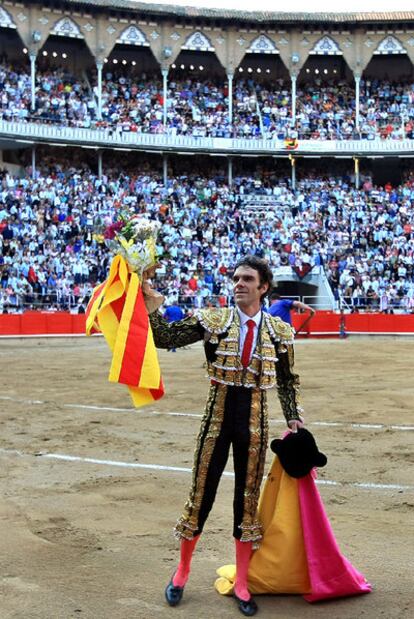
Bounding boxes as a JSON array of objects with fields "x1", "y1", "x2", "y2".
[{"x1": 104, "y1": 221, "x2": 123, "y2": 240}]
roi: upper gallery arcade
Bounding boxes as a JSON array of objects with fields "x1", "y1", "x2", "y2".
[{"x1": 1, "y1": 1, "x2": 414, "y2": 128}]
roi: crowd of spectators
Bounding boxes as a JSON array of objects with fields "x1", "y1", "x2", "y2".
[
  {"x1": 0, "y1": 64, "x2": 93, "y2": 125},
  {"x1": 1, "y1": 160, "x2": 413, "y2": 314},
  {"x1": 1, "y1": 63, "x2": 414, "y2": 140}
]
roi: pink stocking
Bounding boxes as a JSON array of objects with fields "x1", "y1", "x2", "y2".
[
  {"x1": 172, "y1": 535, "x2": 200, "y2": 587},
  {"x1": 234, "y1": 539, "x2": 253, "y2": 602}
]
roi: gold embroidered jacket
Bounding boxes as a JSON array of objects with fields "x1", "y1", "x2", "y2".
[{"x1": 149, "y1": 308, "x2": 303, "y2": 423}]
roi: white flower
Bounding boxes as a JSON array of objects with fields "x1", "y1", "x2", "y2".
[{"x1": 107, "y1": 216, "x2": 160, "y2": 275}]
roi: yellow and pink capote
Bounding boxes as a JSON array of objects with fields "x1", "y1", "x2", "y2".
[
  {"x1": 215, "y1": 455, "x2": 372, "y2": 602},
  {"x1": 85, "y1": 216, "x2": 164, "y2": 407}
]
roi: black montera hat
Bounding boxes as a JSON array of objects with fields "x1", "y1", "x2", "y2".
[{"x1": 270, "y1": 428, "x2": 327, "y2": 478}]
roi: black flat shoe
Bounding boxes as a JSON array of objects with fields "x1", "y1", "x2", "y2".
[
  {"x1": 234, "y1": 593, "x2": 258, "y2": 617},
  {"x1": 165, "y1": 576, "x2": 184, "y2": 607}
]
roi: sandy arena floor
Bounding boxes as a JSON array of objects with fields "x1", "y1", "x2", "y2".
[{"x1": 0, "y1": 336, "x2": 413, "y2": 619}]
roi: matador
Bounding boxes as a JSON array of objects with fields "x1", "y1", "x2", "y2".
[{"x1": 144, "y1": 255, "x2": 304, "y2": 617}]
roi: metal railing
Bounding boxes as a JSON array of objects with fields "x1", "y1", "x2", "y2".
[
  {"x1": 2, "y1": 119, "x2": 414, "y2": 155},
  {"x1": 301, "y1": 295, "x2": 332, "y2": 310},
  {"x1": 1, "y1": 293, "x2": 88, "y2": 313},
  {"x1": 241, "y1": 195, "x2": 281, "y2": 209},
  {"x1": 1, "y1": 291, "x2": 335, "y2": 313},
  {"x1": 2, "y1": 291, "x2": 300, "y2": 313},
  {"x1": 4, "y1": 292, "x2": 413, "y2": 315},
  {"x1": 338, "y1": 295, "x2": 413, "y2": 313}
]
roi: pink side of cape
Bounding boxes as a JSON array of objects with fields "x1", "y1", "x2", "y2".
[{"x1": 298, "y1": 471, "x2": 372, "y2": 602}]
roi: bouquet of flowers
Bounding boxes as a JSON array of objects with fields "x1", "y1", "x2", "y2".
[
  {"x1": 87, "y1": 210, "x2": 164, "y2": 409},
  {"x1": 104, "y1": 212, "x2": 160, "y2": 276}
]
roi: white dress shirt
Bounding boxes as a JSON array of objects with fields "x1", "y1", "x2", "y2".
[{"x1": 237, "y1": 308, "x2": 262, "y2": 363}]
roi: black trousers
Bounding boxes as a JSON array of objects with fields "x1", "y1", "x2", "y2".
[{"x1": 195, "y1": 386, "x2": 252, "y2": 539}]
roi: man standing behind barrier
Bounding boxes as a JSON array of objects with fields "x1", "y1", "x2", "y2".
[
  {"x1": 143, "y1": 256, "x2": 304, "y2": 617},
  {"x1": 163, "y1": 300, "x2": 185, "y2": 352},
  {"x1": 268, "y1": 291, "x2": 315, "y2": 326}
]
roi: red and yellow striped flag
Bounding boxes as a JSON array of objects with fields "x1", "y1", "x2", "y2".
[
  {"x1": 86, "y1": 255, "x2": 164, "y2": 408},
  {"x1": 284, "y1": 137, "x2": 298, "y2": 150}
]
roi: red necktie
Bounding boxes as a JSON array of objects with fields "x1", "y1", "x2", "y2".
[{"x1": 241, "y1": 319, "x2": 256, "y2": 369}]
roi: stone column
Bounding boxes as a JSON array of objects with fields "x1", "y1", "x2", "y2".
[
  {"x1": 227, "y1": 73, "x2": 234, "y2": 128},
  {"x1": 163, "y1": 153, "x2": 168, "y2": 187},
  {"x1": 354, "y1": 74, "x2": 361, "y2": 132},
  {"x1": 98, "y1": 150, "x2": 103, "y2": 179},
  {"x1": 162, "y1": 69, "x2": 168, "y2": 128},
  {"x1": 228, "y1": 157, "x2": 233, "y2": 186},
  {"x1": 96, "y1": 61, "x2": 103, "y2": 121},
  {"x1": 291, "y1": 73, "x2": 297, "y2": 125},
  {"x1": 29, "y1": 53, "x2": 36, "y2": 112},
  {"x1": 31, "y1": 145, "x2": 36, "y2": 180},
  {"x1": 290, "y1": 154, "x2": 296, "y2": 191}
]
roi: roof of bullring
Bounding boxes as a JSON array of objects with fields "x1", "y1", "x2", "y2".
[{"x1": 57, "y1": 2, "x2": 414, "y2": 24}]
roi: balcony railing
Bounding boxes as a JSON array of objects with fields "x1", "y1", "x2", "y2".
[{"x1": 1, "y1": 119, "x2": 414, "y2": 155}]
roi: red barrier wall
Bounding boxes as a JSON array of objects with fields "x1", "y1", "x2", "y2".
[
  {"x1": 292, "y1": 311, "x2": 414, "y2": 336},
  {"x1": 0, "y1": 312, "x2": 87, "y2": 336},
  {"x1": 292, "y1": 311, "x2": 340, "y2": 336},
  {"x1": 0, "y1": 311, "x2": 413, "y2": 337},
  {"x1": 344, "y1": 313, "x2": 414, "y2": 334}
]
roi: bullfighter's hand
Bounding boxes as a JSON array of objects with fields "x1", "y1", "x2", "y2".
[
  {"x1": 287, "y1": 417, "x2": 305, "y2": 433},
  {"x1": 142, "y1": 264, "x2": 164, "y2": 314}
]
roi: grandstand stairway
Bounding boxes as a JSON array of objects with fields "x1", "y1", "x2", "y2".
[
  {"x1": 272, "y1": 266, "x2": 336, "y2": 311},
  {"x1": 240, "y1": 194, "x2": 282, "y2": 210}
]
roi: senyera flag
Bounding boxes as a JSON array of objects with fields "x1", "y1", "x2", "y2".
[{"x1": 85, "y1": 254, "x2": 164, "y2": 408}]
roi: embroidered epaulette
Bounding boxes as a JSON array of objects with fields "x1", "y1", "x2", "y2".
[
  {"x1": 195, "y1": 308, "x2": 234, "y2": 335},
  {"x1": 264, "y1": 313, "x2": 295, "y2": 344}
]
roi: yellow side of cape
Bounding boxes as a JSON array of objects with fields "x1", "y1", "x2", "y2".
[{"x1": 215, "y1": 457, "x2": 311, "y2": 595}]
